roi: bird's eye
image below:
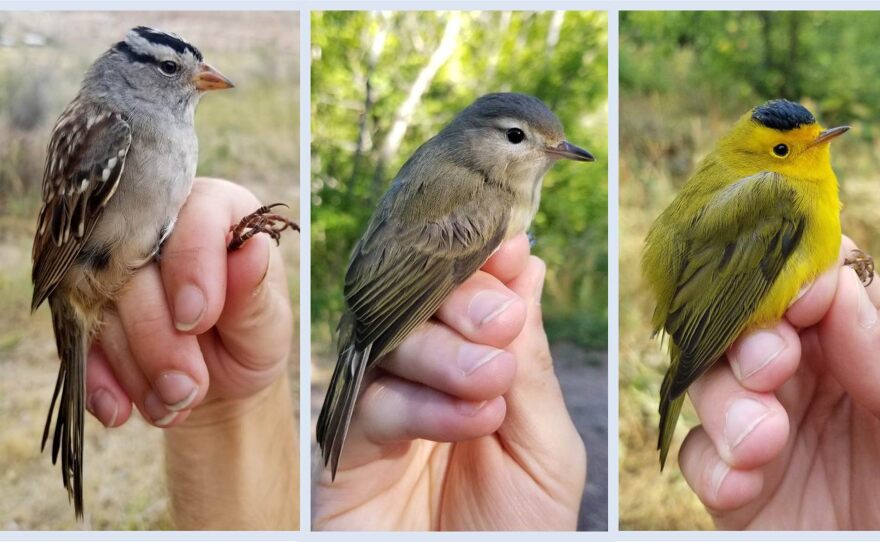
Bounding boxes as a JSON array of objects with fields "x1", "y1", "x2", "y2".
[
  {"x1": 772, "y1": 143, "x2": 789, "y2": 157},
  {"x1": 506, "y1": 128, "x2": 525, "y2": 144},
  {"x1": 158, "y1": 60, "x2": 179, "y2": 76}
]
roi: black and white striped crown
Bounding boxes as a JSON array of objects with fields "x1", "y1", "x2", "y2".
[{"x1": 113, "y1": 26, "x2": 203, "y2": 64}]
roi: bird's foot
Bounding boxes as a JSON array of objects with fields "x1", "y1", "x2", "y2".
[
  {"x1": 845, "y1": 248, "x2": 875, "y2": 287},
  {"x1": 228, "y1": 203, "x2": 299, "y2": 251}
]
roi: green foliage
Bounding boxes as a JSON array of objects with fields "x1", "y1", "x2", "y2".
[
  {"x1": 621, "y1": 11, "x2": 880, "y2": 127},
  {"x1": 311, "y1": 11, "x2": 608, "y2": 351}
]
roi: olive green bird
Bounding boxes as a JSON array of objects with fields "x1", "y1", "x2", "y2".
[
  {"x1": 317, "y1": 93, "x2": 594, "y2": 479},
  {"x1": 643, "y1": 99, "x2": 871, "y2": 468}
]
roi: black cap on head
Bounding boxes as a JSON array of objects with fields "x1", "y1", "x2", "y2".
[{"x1": 751, "y1": 99, "x2": 815, "y2": 131}]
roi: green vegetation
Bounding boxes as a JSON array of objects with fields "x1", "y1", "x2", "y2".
[
  {"x1": 620, "y1": 11, "x2": 880, "y2": 530},
  {"x1": 311, "y1": 11, "x2": 608, "y2": 352}
]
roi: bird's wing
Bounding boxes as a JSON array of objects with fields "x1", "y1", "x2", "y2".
[
  {"x1": 342, "y1": 181, "x2": 510, "y2": 364},
  {"x1": 31, "y1": 107, "x2": 132, "y2": 310},
  {"x1": 661, "y1": 172, "x2": 805, "y2": 398}
]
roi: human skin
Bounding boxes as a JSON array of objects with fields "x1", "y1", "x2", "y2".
[
  {"x1": 680, "y1": 235, "x2": 880, "y2": 530},
  {"x1": 83, "y1": 177, "x2": 298, "y2": 529},
  {"x1": 313, "y1": 234, "x2": 587, "y2": 531}
]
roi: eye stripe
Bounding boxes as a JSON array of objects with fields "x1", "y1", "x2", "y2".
[{"x1": 113, "y1": 41, "x2": 157, "y2": 64}]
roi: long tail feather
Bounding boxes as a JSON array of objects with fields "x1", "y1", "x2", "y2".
[
  {"x1": 44, "y1": 295, "x2": 86, "y2": 518},
  {"x1": 316, "y1": 343, "x2": 371, "y2": 480}
]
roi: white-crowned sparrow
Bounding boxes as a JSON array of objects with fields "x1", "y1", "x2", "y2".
[{"x1": 31, "y1": 26, "x2": 234, "y2": 517}]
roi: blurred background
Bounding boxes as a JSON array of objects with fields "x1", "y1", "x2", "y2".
[
  {"x1": 620, "y1": 11, "x2": 880, "y2": 530},
  {"x1": 310, "y1": 11, "x2": 608, "y2": 530},
  {"x1": 0, "y1": 12, "x2": 299, "y2": 529}
]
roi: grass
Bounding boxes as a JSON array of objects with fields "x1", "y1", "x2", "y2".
[{"x1": 618, "y1": 93, "x2": 880, "y2": 530}]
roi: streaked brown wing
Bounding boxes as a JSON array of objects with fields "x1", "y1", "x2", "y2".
[
  {"x1": 661, "y1": 172, "x2": 805, "y2": 398},
  {"x1": 31, "y1": 106, "x2": 132, "y2": 310}
]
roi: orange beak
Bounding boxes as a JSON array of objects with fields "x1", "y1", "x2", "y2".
[{"x1": 193, "y1": 63, "x2": 234, "y2": 91}]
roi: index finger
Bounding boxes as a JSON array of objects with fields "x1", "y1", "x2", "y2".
[{"x1": 481, "y1": 233, "x2": 531, "y2": 283}]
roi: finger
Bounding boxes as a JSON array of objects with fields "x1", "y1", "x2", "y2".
[
  {"x1": 433, "y1": 270, "x2": 526, "y2": 349},
  {"x1": 381, "y1": 320, "x2": 516, "y2": 401},
  {"x1": 85, "y1": 343, "x2": 132, "y2": 427},
  {"x1": 115, "y1": 264, "x2": 208, "y2": 425},
  {"x1": 688, "y1": 362, "x2": 789, "y2": 470},
  {"x1": 817, "y1": 266, "x2": 880, "y2": 415},
  {"x1": 210, "y1": 231, "x2": 292, "y2": 397},
  {"x1": 785, "y1": 250, "x2": 841, "y2": 329},
  {"x1": 159, "y1": 179, "x2": 257, "y2": 335},
  {"x1": 679, "y1": 426, "x2": 764, "y2": 511},
  {"x1": 98, "y1": 309, "x2": 177, "y2": 426},
  {"x1": 481, "y1": 233, "x2": 531, "y2": 283},
  {"x1": 347, "y1": 374, "x2": 506, "y2": 454},
  {"x1": 726, "y1": 320, "x2": 801, "y2": 392}
]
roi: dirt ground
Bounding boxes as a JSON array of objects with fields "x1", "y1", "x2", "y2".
[{"x1": 310, "y1": 341, "x2": 608, "y2": 531}]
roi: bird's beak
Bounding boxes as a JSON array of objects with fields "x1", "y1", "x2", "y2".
[
  {"x1": 193, "y1": 63, "x2": 234, "y2": 91},
  {"x1": 810, "y1": 125, "x2": 849, "y2": 147},
  {"x1": 545, "y1": 140, "x2": 595, "y2": 162}
]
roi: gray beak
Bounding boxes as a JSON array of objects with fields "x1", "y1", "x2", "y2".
[
  {"x1": 810, "y1": 125, "x2": 849, "y2": 147},
  {"x1": 546, "y1": 140, "x2": 595, "y2": 162}
]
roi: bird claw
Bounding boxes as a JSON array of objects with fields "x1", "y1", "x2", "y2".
[
  {"x1": 228, "y1": 203, "x2": 300, "y2": 251},
  {"x1": 845, "y1": 249, "x2": 875, "y2": 287}
]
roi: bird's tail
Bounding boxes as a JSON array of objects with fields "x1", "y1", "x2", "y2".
[
  {"x1": 657, "y1": 347, "x2": 684, "y2": 470},
  {"x1": 43, "y1": 295, "x2": 86, "y2": 518},
  {"x1": 316, "y1": 341, "x2": 370, "y2": 481}
]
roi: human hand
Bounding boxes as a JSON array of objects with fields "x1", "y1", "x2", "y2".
[
  {"x1": 313, "y1": 233, "x2": 586, "y2": 531},
  {"x1": 680, "y1": 235, "x2": 880, "y2": 529},
  {"x1": 84, "y1": 177, "x2": 294, "y2": 428}
]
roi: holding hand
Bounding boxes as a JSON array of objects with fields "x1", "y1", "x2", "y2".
[
  {"x1": 681, "y1": 236, "x2": 880, "y2": 530},
  {"x1": 313, "y1": 234, "x2": 586, "y2": 531}
]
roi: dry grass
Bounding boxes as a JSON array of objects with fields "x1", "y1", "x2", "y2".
[
  {"x1": 618, "y1": 94, "x2": 880, "y2": 530},
  {"x1": 0, "y1": 12, "x2": 299, "y2": 530}
]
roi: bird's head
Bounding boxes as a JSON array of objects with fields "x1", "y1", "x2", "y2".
[
  {"x1": 89, "y1": 26, "x2": 233, "y2": 117},
  {"x1": 442, "y1": 93, "x2": 593, "y2": 188},
  {"x1": 721, "y1": 99, "x2": 847, "y2": 181}
]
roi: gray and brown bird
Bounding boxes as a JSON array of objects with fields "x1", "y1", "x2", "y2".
[
  {"x1": 31, "y1": 27, "x2": 233, "y2": 517},
  {"x1": 316, "y1": 92, "x2": 594, "y2": 478}
]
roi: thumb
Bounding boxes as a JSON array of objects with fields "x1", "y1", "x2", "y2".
[
  {"x1": 498, "y1": 256, "x2": 587, "y2": 493},
  {"x1": 818, "y1": 266, "x2": 880, "y2": 416},
  {"x1": 209, "y1": 233, "x2": 293, "y2": 397}
]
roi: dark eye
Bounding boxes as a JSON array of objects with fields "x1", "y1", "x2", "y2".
[
  {"x1": 506, "y1": 128, "x2": 525, "y2": 144},
  {"x1": 772, "y1": 143, "x2": 789, "y2": 157},
  {"x1": 158, "y1": 60, "x2": 179, "y2": 76}
]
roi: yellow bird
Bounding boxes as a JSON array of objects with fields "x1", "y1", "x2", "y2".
[{"x1": 643, "y1": 99, "x2": 864, "y2": 468}]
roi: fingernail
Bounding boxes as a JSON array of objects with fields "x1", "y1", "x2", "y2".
[
  {"x1": 710, "y1": 460, "x2": 730, "y2": 502},
  {"x1": 144, "y1": 391, "x2": 177, "y2": 426},
  {"x1": 730, "y1": 329, "x2": 785, "y2": 380},
  {"x1": 87, "y1": 389, "x2": 118, "y2": 428},
  {"x1": 457, "y1": 344, "x2": 505, "y2": 376},
  {"x1": 854, "y1": 270, "x2": 877, "y2": 329},
  {"x1": 468, "y1": 290, "x2": 516, "y2": 327},
  {"x1": 174, "y1": 285, "x2": 206, "y2": 332},
  {"x1": 724, "y1": 398, "x2": 769, "y2": 452},
  {"x1": 155, "y1": 371, "x2": 198, "y2": 411},
  {"x1": 458, "y1": 400, "x2": 488, "y2": 416}
]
